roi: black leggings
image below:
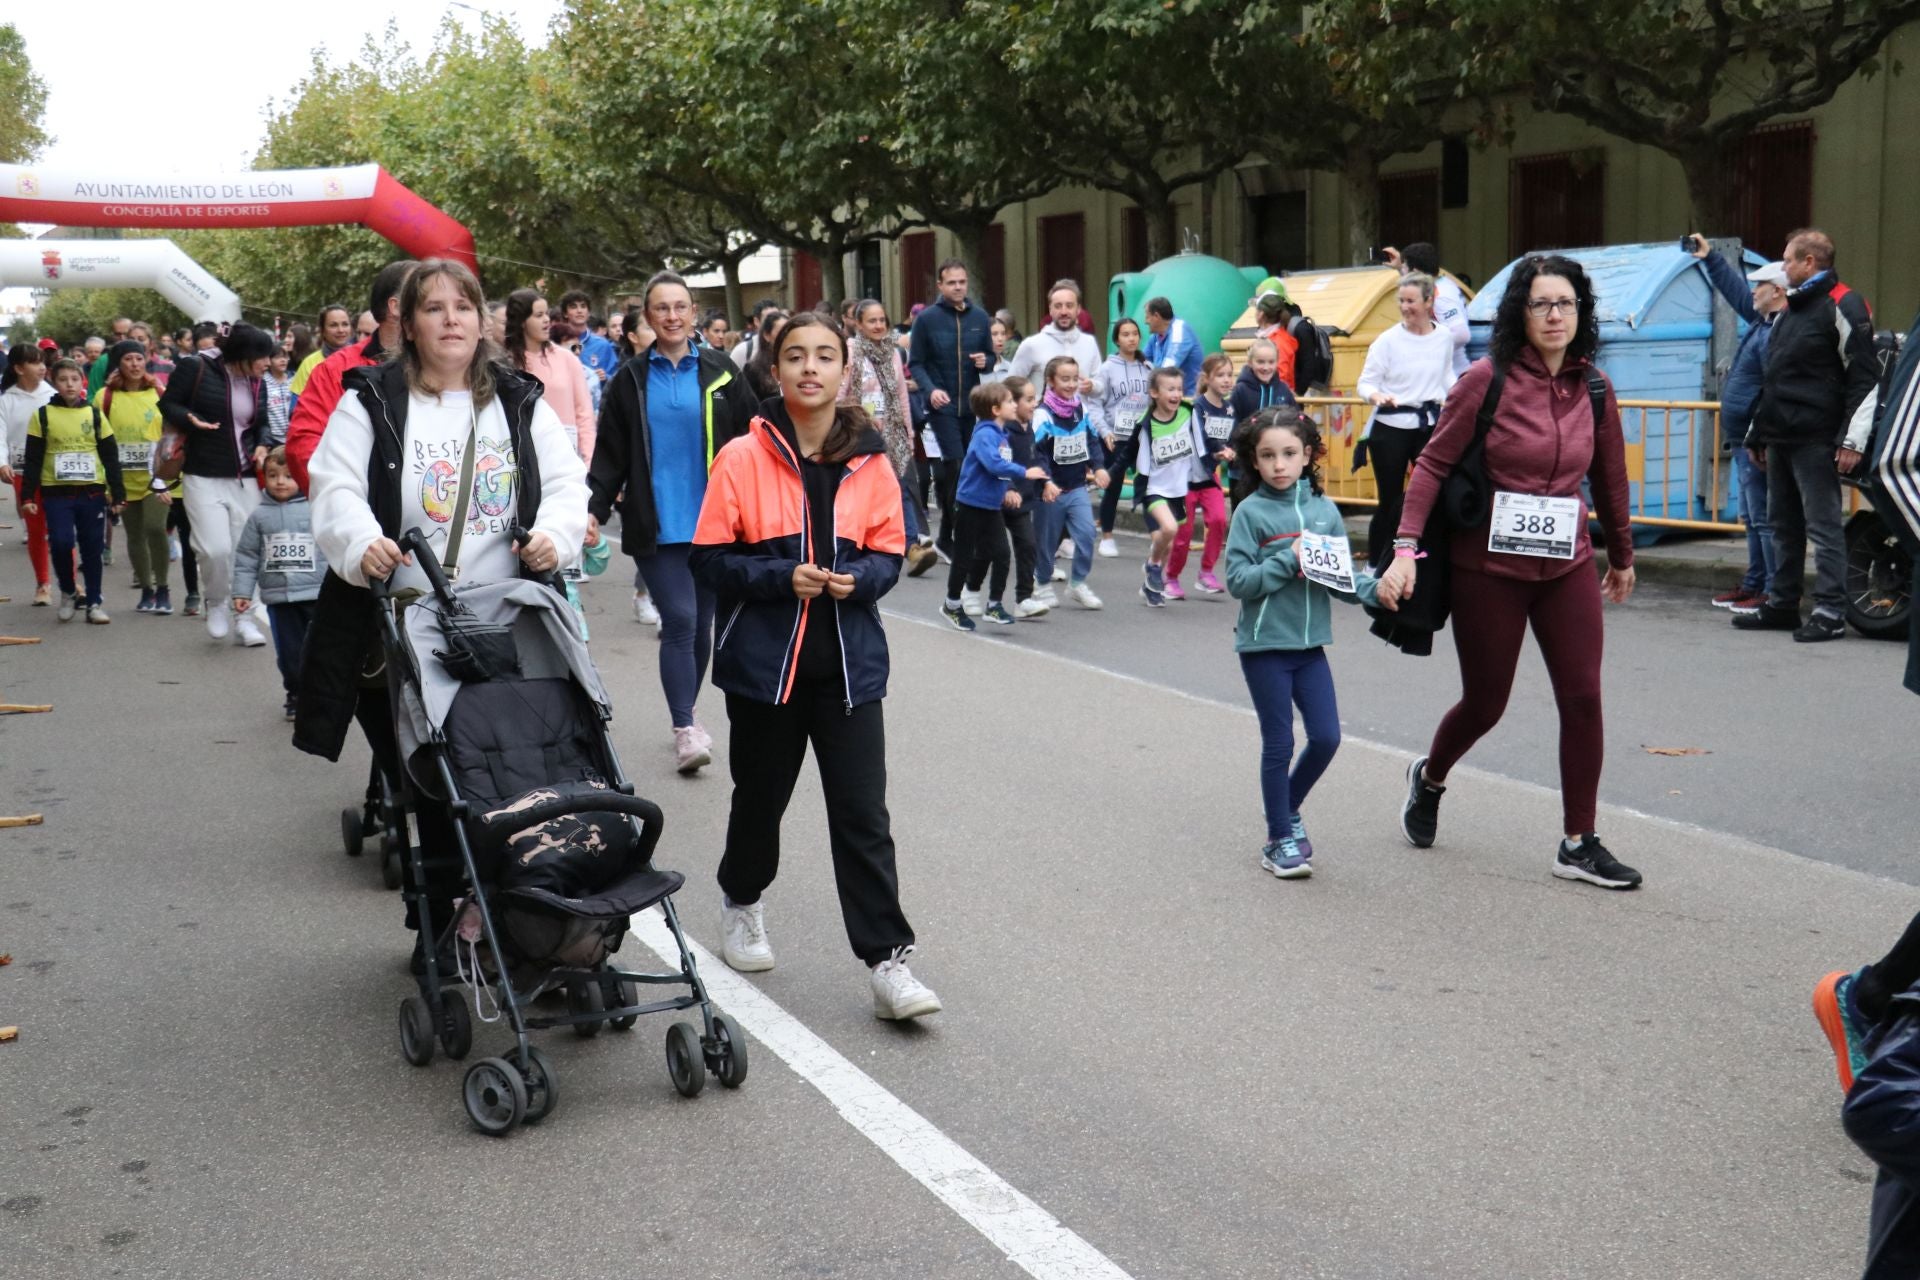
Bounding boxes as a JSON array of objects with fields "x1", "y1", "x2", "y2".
[
  {"x1": 167, "y1": 497, "x2": 200, "y2": 595},
  {"x1": 1363, "y1": 424, "x2": 1431, "y2": 567},
  {"x1": 946, "y1": 504, "x2": 1008, "y2": 602},
  {"x1": 717, "y1": 685, "x2": 914, "y2": 966},
  {"x1": 1099, "y1": 434, "x2": 1142, "y2": 533},
  {"x1": 968, "y1": 507, "x2": 1035, "y2": 602}
]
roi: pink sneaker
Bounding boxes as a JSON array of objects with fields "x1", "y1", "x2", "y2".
[
  {"x1": 1197, "y1": 571, "x2": 1225, "y2": 594},
  {"x1": 1163, "y1": 577, "x2": 1186, "y2": 601},
  {"x1": 673, "y1": 726, "x2": 712, "y2": 774}
]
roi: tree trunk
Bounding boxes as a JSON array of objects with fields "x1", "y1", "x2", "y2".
[
  {"x1": 721, "y1": 254, "x2": 744, "y2": 328},
  {"x1": 946, "y1": 216, "x2": 992, "y2": 285},
  {"x1": 1341, "y1": 145, "x2": 1381, "y2": 266},
  {"x1": 820, "y1": 242, "x2": 848, "y2": 311},
  {"x1": 1145, "y1": 197, "x2": 1177, "y2": 265},
  {"x1": 1677, "y1": 138, "x2": 1743, "y2": 244},
  {"x1": 1200, "y1": 179, "x2": 1215, "y2": 256}
]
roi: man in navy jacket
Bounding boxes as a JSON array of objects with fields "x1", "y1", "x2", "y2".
[{"x1": 908, "y1": 259, "x2": 995, "y2": 558}]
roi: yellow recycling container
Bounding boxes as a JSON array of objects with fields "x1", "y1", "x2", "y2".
[{"x1": 1220, "y1": 266, "x2": 1471, "y2": 502}]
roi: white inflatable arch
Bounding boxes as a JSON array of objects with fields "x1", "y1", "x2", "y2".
[{"x1": 1, "y1": 239, "x2": 241, "y2": 324}]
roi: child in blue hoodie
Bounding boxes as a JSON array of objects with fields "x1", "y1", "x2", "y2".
[
  {"x1": 941, "y1": 381, "x2": 1047, "y2": 632},
  {"x1": 1224, "y1": 407, "x2": 1391, "y2": 879}
]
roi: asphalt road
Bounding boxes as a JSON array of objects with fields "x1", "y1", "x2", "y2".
[{"x1": 1, "y1": 554, "x2": 1913, "y2": 1279}]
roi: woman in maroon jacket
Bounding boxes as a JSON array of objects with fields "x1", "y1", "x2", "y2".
[{"x1": 1377, "y1": 254, "x2": 1642, "y2": 890}]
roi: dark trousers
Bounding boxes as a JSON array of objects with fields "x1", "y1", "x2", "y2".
[
  {"x1": 1099, "y1": 433, "x2": 1142, "y2": 533},
  {"x1": 42, "y1": 489, "x2": 107, "y2": 604},
  {"x1": 166, "y1": 498, "x2": 200, "y2": 595},
  {"x1": 1239, "y1": 647, "x2": 1342, "y2": 843},
  {"x1": 355, "y1": 690, "x2": 457, "y2": 935},
  {"x1": 633, "y1": 542, "x2": 715, "y2": 728},
  {"x1": 1428, "y1": 565, "x2": 1605, "y2": 835},
  {"x1": 946, "y1": 503, "x2": 1007, "y2": 602},
  {"x1": 266, "y1": 600, "x2": 317, "y2": 694},
  {"x1": 930, "y1": 418, "x2": 964, "y2": 552},
  {"x1": 971, "y1": 506, "x2": 1037, "y2": 602},
  {"x1": 1766, "y1": 441, "x2": 1847, "y2": 615},
  {"x1": 717, "y1": 686, "x2": 914, "y2": 966},
  {"x1": 1364, "y1": 424, "x2": 1431, "y2": 567}
]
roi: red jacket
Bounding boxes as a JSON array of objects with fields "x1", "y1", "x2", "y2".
[
  {"x1": 690, "y1": 405, "x2": 905, "y2": 708},
  {"x1": 1399, "y1": 349, "x2": 1634, "y2": 581},
  {"x1": 286, "y1": 336, "x2": 381, "y2": 492}
]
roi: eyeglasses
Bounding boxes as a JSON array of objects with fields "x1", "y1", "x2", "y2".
[
  {"x1": 650, "y1": 302, "x2": 694, "y2": 317},
  {"x1": 1525, "y1": 299, "x2": 1579, "y2": 317}
]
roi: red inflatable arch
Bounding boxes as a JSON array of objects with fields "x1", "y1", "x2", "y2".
[{"x1": 0, "y1": 163, "x2": 477, "y2": 271}]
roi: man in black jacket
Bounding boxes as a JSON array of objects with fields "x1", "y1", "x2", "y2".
[{"x1": 1733, "y1": 228, "x2": 1878, "y2": 643}]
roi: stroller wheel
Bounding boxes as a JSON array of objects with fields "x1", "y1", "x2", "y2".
[
  {"x1": 708, "y1": 1013, "x2": 749, "y2": 1089},
  {"x1": 665, "y1": 1022, "x2": 706, "y2": 1097},
  {"x1": 439, "y1": 993, "x2": 473, "y2": 1060},
  {"x1": 381, "y1": 846, "x2": 404, "y2": 891},
  {"x1": 340, "y1": 807, "x2": 364, "y2": 858},
  {"x1": 568, "y1": 980, "x2": 604, "y2": 1039},
  {"x1": 463, "y1": 1057, "x2": 527, "y2": 1135},
  {"x1": 517, "y1": 1046, "x2": 558, "y2": 1124},
  {"x1": 606, "y1": 977, "x2": 639, "y2": 1032},
  {"x1": 398, "y1": 995, "x2": 436, "y2": 1067}
]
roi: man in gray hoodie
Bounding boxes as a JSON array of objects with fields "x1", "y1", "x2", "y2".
[{"x1": 1008, "y1": 279, "x2": 1105, "y2": 398}]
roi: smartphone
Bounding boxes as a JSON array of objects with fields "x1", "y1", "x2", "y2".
[{"x1": 1680, "y1": 233, "x2": 1701, "y2": 254}]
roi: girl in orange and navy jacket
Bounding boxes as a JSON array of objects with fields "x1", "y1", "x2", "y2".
[{"x1": 690, "y1": 312, "x2": 941, "y2": 1022}]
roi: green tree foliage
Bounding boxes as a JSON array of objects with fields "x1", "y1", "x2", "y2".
[
  {"x1": 30, "y1": 288, "x2": 189, "y2": 348},
  {"x1": 0, "y1": 24, "x2": 51, "y2": 164}
]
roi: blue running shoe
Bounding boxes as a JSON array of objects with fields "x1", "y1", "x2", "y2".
[
  {"x1": 1814, "y1": 968, "x2": 1873, "y2": 1092},
  {"x1": 1289, "y1": 812, "x2": 1313, "y2": 861},
  {"x1": 1260, "y1": 838, "x2": 1311, "y2": 879}
]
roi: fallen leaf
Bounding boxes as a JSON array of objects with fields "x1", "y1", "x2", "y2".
[
  {"x1": 1642, "y1": 746, "x2": 1710, "y2": 757},
  {"x1": 0, "y1": 953, "x2": 10, "y2": 965},
  {"x1": 0, "y1": 1026, "x2": 17, "y2": 1042},
  {"x1": 1668, "y1": 790, "x2": 1683, "y2": 796}
]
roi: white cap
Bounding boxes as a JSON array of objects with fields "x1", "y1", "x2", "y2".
[{"x1": 1747, "y1": 261, "x2": 1789, "y2": 287}]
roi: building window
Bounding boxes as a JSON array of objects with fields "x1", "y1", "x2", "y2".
[
  {"x1": 898, "y1": 231, "x2": 936, "y2": 312},
  {"x1": 1038, "y1": 213, "x2": 1087, "y2": 320},
  {"x1": 792, "y1": 250, "x2": 823, "y2": 311},
  {"x1": 983, "y1": 223, "x2": 1007, "y2": 312},
  {"x1": 1122, "y1": 206, "x2": 1150, "y2": 273},
  {"x1": 856, "y1": 240, "x2": 883, "y2": 303},
  {"x1": 1509, "y1": 151, "x2": 1606, "y2": 255},
  {"x1": 1378, "y1": 170, "x2": 1440, "y2": 254},
  {"x1": 1249, "y1": 192, "x2": 1308, "y2": 275},
  {"x1": 1731, "y1": 121, "x2": 1815, "y2": 260}
]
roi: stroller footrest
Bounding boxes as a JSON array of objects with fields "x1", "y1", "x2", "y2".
[{"x1": 502, "y1": 867, "x2": 684, "y2": 920}]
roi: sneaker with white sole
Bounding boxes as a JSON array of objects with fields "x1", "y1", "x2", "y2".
[
  {"x1": 1097, "y1": 536, "x2": 1119, "y2": 558},
  {"x1": 1197, "y1": 570, "x2": 1225, "y2": 594},
  {"x1": 721, "y1": 899, "x2": 775, "y2": 972},
  {"x1": 1400, "y1": 755, "x2": 1445, "y2": 848},
  {"x1": 633, "y1": 592, "x2": 662, "y2": 626},
  {"x1": 940, "y1": 603, "x2": 976, "y2": 632},
  {"x1": 1068, "y1": 582, "x2": 1102, "y2": 609},
  {"x1": 871, "y1": 946, "x2": 941, "y2": 1020},
  {"x1": 56, "y1": 592, "x2": 78, "y2": 622},
  {"x1": 1014, "y1": 596, "x2": 1051, "y2": 618},
  {"x1": 1260, "y1": 838, "x2": 1311, "y2": 879},
  {"x1": 1164, "y1": 577, "x2": 1186, "y2": 601},
  {"x1": 1552, "y1": 834, "x2": 1643, "y2": 889},
  {"x1": 981, "y1": 602, "x2": 1016, "y2": 626},
  {"x1": 1051, "y1": 566, "x2": 1069, "y2": 582},
  {"x1": 182, "y1": 592, "x2": 201, "y2": 617},
  {"x1": 235, "y1": 613, "x2": 269, "y2": 647},
  {"x1": 674, "y1": 725, "x2": 712, "y2": 773},
  {"x1": 85, "y1": 603, "x2": 110, "y2": 625},
  {"x1": 960, "y1": 588, "x2": 984, "y2": 617},
  {"x1": 1033, "y1": 584, "x2": 1059, "y2": 608},
  {"x1": 206, "y1": 602, "x2": 231, "y2": 640}
]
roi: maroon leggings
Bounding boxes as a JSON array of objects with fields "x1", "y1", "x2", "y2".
[{"x1": 1427, "y1": 564, "x2": 1605, "y2": 835}]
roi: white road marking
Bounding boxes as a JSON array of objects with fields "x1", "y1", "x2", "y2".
[{"x1": 628, "y1": 911, "x2": 1135, "y2": 1280}]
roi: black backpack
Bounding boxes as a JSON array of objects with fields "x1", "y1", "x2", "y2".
[{"x1": 1288, "y1": 314, "x2": 1335, "y2": 392}]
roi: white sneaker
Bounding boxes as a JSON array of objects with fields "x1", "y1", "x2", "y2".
[
  {"x1": 1097, "y1": 536, "x2": 1119, "y2": 558},
  {"x1": 633, "y1": 592, "x2": 662, "y2": 626},
  {"x1": 85, "y1": 603, "x2": 110, "y2": 625},
  {"x1": 1033, "y1": 584, "x2": 1058, "y2": 607},
  {"x1": 960, "y1": 588, "x2": 984, "y2": 617},
  {"x1": 206, "y1": 602, "x2": 231, "y2": 640},
  {"x1": 234, "y1": 613, "x2": 268, "y2": 647},
  {"x1": 56, "y1": 592, "x2": 78, "y2": 622},
  {"x1": 721, "y1": 900, "x2": 774, "y2": 972},
  {"x1": 1014, "y1": 596, "x2": 1050, "y2": 618},
  {"x1": 673, "y1": 725, "x2": 712, "y2": 774},
  {"x1": 1068, "y1": 582, "x2": 1103, "y2": 609},
  {"x1": 871, "y1": 946, "x2": 941, "y2": 1020},
  {"x1": 1051, "y1": 565, "x2": 1069, "y2": 582}
]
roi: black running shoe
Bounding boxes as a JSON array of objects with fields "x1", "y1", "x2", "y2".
[
  {"x1": 1552, "y1": 834, "x2": 1642, "y2": 889},
  {"x1": 1400, "y1": 755, "x2": 1444, "y2": 848},
  {"x1": 1793, "y1": 611, "x2": 1846, "y2": 643},
  {"x1": 1732, "y1": 603, "x2": 1799, "y2": 631}
]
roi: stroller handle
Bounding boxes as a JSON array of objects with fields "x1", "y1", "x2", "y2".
[
  {"x1": 399, "y1": 528, "x2": 461, "y2": 608},
  {"x1": 508, "y1": 522, "x2": 567, "y2": 594},
  {"x1": 470, "y1": 787, "x2": 666, "y2": 867}
]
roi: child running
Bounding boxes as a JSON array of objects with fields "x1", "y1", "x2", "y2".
[
  {"x1": 1093, "y1": 317, "x2": 1153, "y2": 558},
  {"x1": 941, "y1": 382, "x2": 1048, "y2": 631},
  {"x1": 232, "y1": 447, "x2": 328, "y2": 719},
  {"x1": 1224, "y1": 407, "x2": 1390, "y2": 878},
  {"x1": 18, "y1": 359, "x2": 126, "y2": 623},
  {"x1": 966, "y1": 375, "x2": 1048, "y2": 617},
  {"x1": 95, "y1": 340, "x2": 174, "y2": 615},
  {"x1": 1030, "y1": 356, "x2": 1108, "y2": 609},
  {"x1": 1133, "y1": 366, "x2": 1205, "y2": 607},
  {"x1": 1166, "y1": 353, "x2": 1238, "y2": 599}
]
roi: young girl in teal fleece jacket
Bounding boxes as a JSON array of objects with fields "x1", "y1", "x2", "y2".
[{"x1": 1224, "y1": 407, "x2": 1389, "y2": 879}]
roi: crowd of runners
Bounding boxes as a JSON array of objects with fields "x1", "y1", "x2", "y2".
[{"x1": 8, "y1": 233, "x2": 1920, "y2": 1264}]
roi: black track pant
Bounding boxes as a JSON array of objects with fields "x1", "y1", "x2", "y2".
[
  {"x1": 717, "y1": 685, "x2": 914, "y2": 966},
  {"x1": 1362, "y1": 424, "x2": 1431, "y2": 568},
  {"x1": 945, "y1": 504, "x2": 1007, "y2": 603}
]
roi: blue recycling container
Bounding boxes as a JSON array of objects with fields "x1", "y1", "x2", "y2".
[{"x1": 1466, "y1": 242, "x2": 1768, "y2": 526}]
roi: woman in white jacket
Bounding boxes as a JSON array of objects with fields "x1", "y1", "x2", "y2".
[{"x1": 1355, "y1": 272, "x2": 1458, "y2": 567}]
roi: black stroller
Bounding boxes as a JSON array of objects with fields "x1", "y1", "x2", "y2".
[
  {"x1": 339, "y1": 756, "x2": 406, "y2": 890},
  {"x1": 373, "y1": 528, "x2": 745, "y2": 1134}
]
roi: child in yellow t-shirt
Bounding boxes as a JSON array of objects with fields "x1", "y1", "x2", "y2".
[{"x1": 20, "y1": 360, "x2": 126, "y2": 623}]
